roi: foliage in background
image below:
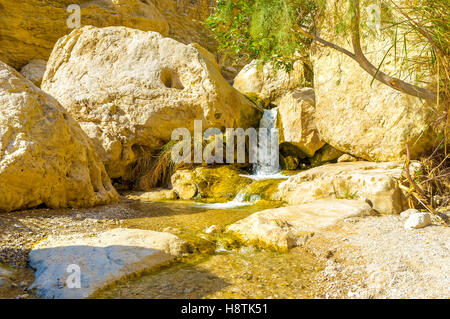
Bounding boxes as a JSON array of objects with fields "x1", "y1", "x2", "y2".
[
  {"x1": 206, "y1": 0, "x2": 448, "y2": 212},
  {"x1": 205, "y1": 0, "x2": 322, "y2": 71}
]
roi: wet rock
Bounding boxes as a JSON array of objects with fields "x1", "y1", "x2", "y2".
[
  {"x1": 29, "y1": 228, "x2": 189, "y2": 299},
  {"x1": 171, "y1": 166, "x2": 253, "y2": 201},
  {"x1": 228, "y1": 199, "x2": 374, "y2": 250},
  {"x1": 404, "y1": 212, "x2": 431, "y2": 229},
  {"x1": 280, "y1": 156, "x2": 299, "y2": 170},
  {"x1": 276, "y1": 162, "x2": 409, "y2": 214}
]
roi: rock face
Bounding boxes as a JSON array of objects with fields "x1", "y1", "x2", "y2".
[
  {"x1": 28, "y1": 228, "x2": 189, "y2": 299},
  {"x1": 0, "y1": 61, "x2": 118, "y2": 212},
  {"x1": 0, "y1": 0, "x2": 169, "y2": 69},
  {"x1": 42, "y1": 26, "x2": 261, "y2": 180},
  {"x1": 228, "y1": 199, "x2": 374, "y2": 250},
  {"x1": 150, "y1": 0, "x2": 218, "y2": 58},
  {"x1": 276, "y1": 162, "x2": 409, "y2": 214},
  {"x1": 277, "y1": 88, "x2": 325, "y2": 157},
  {"x1": 171, "y1": 166, "x2": 253, "y2": 200},
  {"x1": 312, "y1": 0, "x2": 440, "y2": 161},
  {"x1": 20, "y1": 60, "x2": 47, "y2": 87},
  {"x1": 233, "y1": 60, "x2": 308, "y2": 106}
]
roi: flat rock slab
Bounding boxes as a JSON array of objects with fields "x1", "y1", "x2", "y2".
[
  {"x1": 228, "y1": 199, "x2": 374, "y2": 250},
  {"x1": 276, "y1": 161, "x2": 413, "y2": 214},
  {"x1": 28, "y1": 228, "x2": 188, "y2": 299}
]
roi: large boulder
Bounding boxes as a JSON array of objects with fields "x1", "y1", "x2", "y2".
[
  {"x1": 277, "y1": 88, "x2": 325, "y2": 157},
  {"x1": 233, "y1": 60, "x2": 309, "y2": 106},
  {"x1": 312, "y1": 0, "x2": 441, "y2": 161},
  {"x1": 0, "y1": 0, "x2": 169, "y2": 69},
  {"x1": 276, "y1": 162, "x2": 410, "y2": 214},
  {"x1": 228, "y1": 199, "x2": 374, "y2": 250},
  {"x1": 42, "y1": 26, "x2": 262, "y2": 180},
  {"x1": 29, "y1": 228, "x2": 189, "y2": 298},
  {"x1": 0, "y1": 61, "x2": 118, "y2": 212}
]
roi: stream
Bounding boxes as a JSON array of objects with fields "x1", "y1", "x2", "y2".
[{"x1": 93, "y1": 199, "x2": 321, "y2": 299}]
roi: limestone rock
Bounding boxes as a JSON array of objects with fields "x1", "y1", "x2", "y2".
[
  {"x1": 149, "y1": 0, "x2": 218, "y2": 57},
  {"x1": 228, "y1": 199, "x2": 373, "y2": 250},
  {"x1": 171, "y1": 166, "x2": 253, "y2": 201},
  {"x1": 337, "y1": 154, "x2": 358, "y2": 163},
  {"x1": 125, "y1": 189, "x2": 178, "y2": 201},
  {"x1": 42, "y1": 26, "x2": 261, "y2": 180},
  {"x1": 0, "y1": 0, "x2": 169, "y2": 69},
  {"x1": 233, "y1": 60, "x2": 308, "y2": 106},
  {"x1": 276, "y1": 162, "x2": 408, "y2": 214},
  {"x1": 404, "y1": 212, "x2": 431, "y2": 229},
  {"x1": 0, "y1": 61, "x2": 118, "y2": 212},
  {"x1": 280, "y1": 156, "x2": 299, "y2": 170},
  {"x1": 311, "y1": 144, "x2": 344, "y2": 166},
  {"x1": 277, "y1": 88, "x2": 325, "y2": 157},
  {"x1": 28, "y1": 228, "x2": 189, "y2": 298},
  {"x1": 20, "y1": 59, "x2": 47, "y2": 87},
  {"x1": 399, "y1": 208, "x2": 420, "y2": 220},
  {"x1": 312, "y1": 0, "x2": 441, "y2": 161}
]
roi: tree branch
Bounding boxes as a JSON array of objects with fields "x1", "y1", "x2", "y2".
[
  {"x1": 349, "y1": 0, "x2": 437, "y2": 102},
  {"x1": 295, "y1": 0, "x2": 438, "y2": 103}
]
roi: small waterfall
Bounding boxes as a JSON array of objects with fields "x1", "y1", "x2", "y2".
[{"x1": 250, "y1": 107, "x2": 286, "y2": 180}]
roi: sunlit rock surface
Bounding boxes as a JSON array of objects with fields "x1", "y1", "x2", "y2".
[
  {"x1": 42, "y1": 26, "x2": 261, "y2": 180},
  {"x1": 29, "y1": 228, "x2": 189, "y2": 299},
  {"x1": 277, "y1": 88, "x2": 325, "y2": 157},
  {"x1": 228, "y1": 199, "x2": 374, "y2": 250},
  {"x1": 233, "y1": 60, "x2": 308, "y2": 106},
  {"x1": 276, "y1": 162, "x2": 410, "y2": 214},
  {"x1": 0, "y1": 61, "x2": 118, "y2": 212},
  {"x1": 0, "y1": 0, "x2": 169, "y2": 69},
  {"x1": 312, "y1": 0, "x2": 441, "y2": 161}
]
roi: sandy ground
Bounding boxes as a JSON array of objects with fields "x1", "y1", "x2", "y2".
[
  {"x1": 0, "y1": 199, "x2": 448, "y2": 299},
  {"x1": 306, "y1": 213, "x2": 450, "y2": 299}
]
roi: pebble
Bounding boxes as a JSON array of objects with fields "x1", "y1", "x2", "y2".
[
  {"x1": 404, "y1": 212, "x2": 431, "y2": 229},
  {"x1": 399, "y1": 208, "x2": 420, "y2": 220}
]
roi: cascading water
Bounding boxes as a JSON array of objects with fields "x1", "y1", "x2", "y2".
[
  {"x1": 199, "y1": 190, "x2": 260, "y2": 209},
  {"x1": 252, "y1": 107, "x2": 281, "y2": 177},
  {"x1": 200, "y1": 107, "x2": 287, "y2": 209}
]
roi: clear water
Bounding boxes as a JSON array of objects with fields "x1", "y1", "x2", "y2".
[{"x1": 93, "y1": 200, "x2": 321, "y2": 299}]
